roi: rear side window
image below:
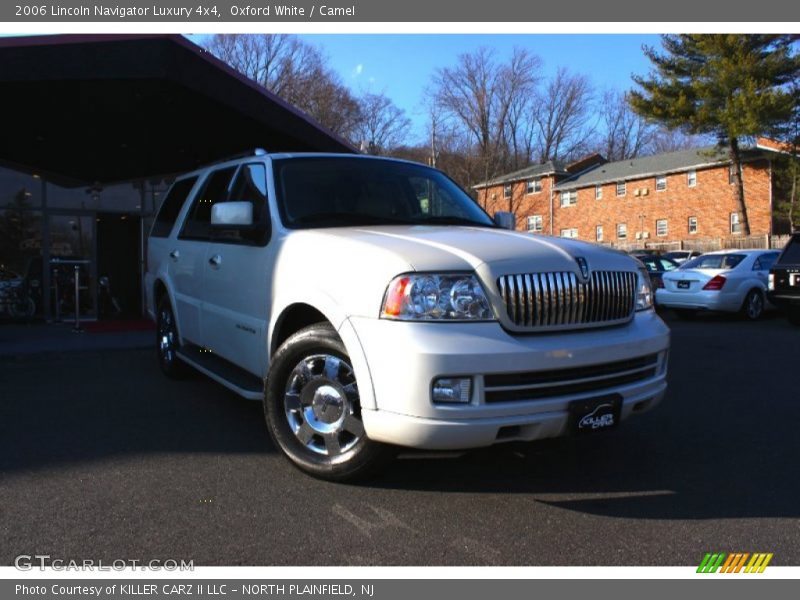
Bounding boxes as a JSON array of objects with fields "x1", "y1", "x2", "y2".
[
  {"x1": 777, "y1": 237, "x2": 800, "y2": 265},
  {"x1": 150, "y1": 177, "x2": 197, "y2": 238},
  {"x1": 180, "y1": 167, "x2": 237, "y2": 240},
  {"x1": 753, "y1": 253, "x2": 779, "y2": 271}
]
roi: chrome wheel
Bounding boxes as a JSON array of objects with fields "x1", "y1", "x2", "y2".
[
  {"x1": 158, "y1": 306, "x2": 177, "y2": 367},
  {"x1": 745, "y1": 291, "x2": 764, "y2": 320},
  {"x1": 283, "y1": 354, "x2": 364, "y2": 457}
]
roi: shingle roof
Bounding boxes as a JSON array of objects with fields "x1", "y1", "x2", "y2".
[
  {"x1": 473, "y1": 160, "x2": 569, "y2": 189},
  {"x1": 554, "y1": 146, "x2": 732, "y2": 191}
]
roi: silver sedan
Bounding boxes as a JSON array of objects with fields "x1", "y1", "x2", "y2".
[{"x1": 656, "y1": 249, "x2": 780, "y2": 320}]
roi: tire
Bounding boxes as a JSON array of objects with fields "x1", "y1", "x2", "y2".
[
  {"x1": 9, "y1": 296, "x2": 35, "y2": 319},
  {"x1": 741, "y1": 289, "x2": 765, "y2": 321},
  {"x1": 674, "y1": 309, "x2": 697, "y2": 320},
  {"x1": 264, "y1": 322, "x2": 395, "y2": 482},
  {"x1": 156, "y1": 296, "x2": 190, "y2": 379},
  {"x1": 788, "y1": 306, "x2": 800, "y2": 327}
]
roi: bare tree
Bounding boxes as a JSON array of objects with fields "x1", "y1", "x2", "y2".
[
  {"x1": 431, "y1": 47, "x2": 540, "y2": 185},
  {"x1": 205, "y1": 34, "x2": 362, "y2": 141},
  {"x1": 354, "y1": 93, "x2": 412, "y2": 155},
  {"x1": 596, "y1": 90, "x2": 655, "y2": 161},
  {"x1": 532, "y1": 68, "x2": 595, "y2": 163},
  {"x1": 648, "y1": 127, "x2": 706, "y2": 155}
]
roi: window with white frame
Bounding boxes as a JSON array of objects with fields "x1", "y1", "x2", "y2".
[
  {"x1": 728, "y1": 165, "x2": 736, "y2": 185},
  {"x1": 596, "y1": 225, "x2": 604, "y2": 242},
  {"x1": 526, "y1": 215, "x2": 543, "y2": 232},
  {"x1": 560, "y1": 228, "x2": 578, "y2": 239},
  {"x1": 687, "y1": 170, "x2": 697, "y2": 187},
  {"x1": 656, "y1": 219, "x2": 668, "y2": 237},
  {"x1": 616, "y1": 181, "x2": 626, "y2": 196},
  {"x1": 526, "y1": 178, "x2": 542, "y2": 194},
  {"x1": 730, "y1": 212, "x2": 742, "y2": 234},
  {"x1": 595, "y1": 185, "x2": 602, "y2": 200},
  {"x1": 655, "y1": 175, "x2": 667, "y2": 191},
  {"x1": 560, "y1": 190, "x2": 577, "y2": 207},
  {"x1": 503, "y1": 184, "x2": 512, "y2": 199},
  {"x1": 617, "y1": 223, "x2": 627, "y2": 239},
  {"x1": 688, "y1": 216, "x2": 698, "y2": 234}
]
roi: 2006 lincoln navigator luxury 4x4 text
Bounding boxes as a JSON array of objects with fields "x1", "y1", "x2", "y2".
[{"x1": 146, "y1": 150, "x2": 670, "y2": 481}]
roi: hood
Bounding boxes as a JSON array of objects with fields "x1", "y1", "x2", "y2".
[{"x1": 297, "y1": 225, "x2": 637, "y2": 275}]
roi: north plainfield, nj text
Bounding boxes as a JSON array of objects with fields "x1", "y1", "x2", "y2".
[{"x1": 43, "y1": 4, "x2": 357, "y2": 18}]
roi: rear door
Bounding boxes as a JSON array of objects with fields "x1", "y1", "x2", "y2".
[
  {"x1": 201, "y1": 163, "x2": 274, "y2": 377},
  {"x1": 171, "y1": 166, "x2": 237, "y2": 346},
  {"x1": 773, "y1": 236, "x2": 800, "y2": 292}
]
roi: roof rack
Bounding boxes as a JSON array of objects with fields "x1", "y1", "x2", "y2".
[{"x1": 196, "y1": 148, "x2": 268, "y2": 170}]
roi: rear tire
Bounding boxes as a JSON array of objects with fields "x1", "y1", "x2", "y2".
[
  {"x1": 788, "y1": 306, "x2": 800, "y2": 327},
  {"x1": 156, "y1": 296, "x2": 190, "y2": 379},
  {"x1": 264, "y1": 322, "x2": 395, "y2": 482},
  {"x1": 741, "y1": 289, "x2": 765, "y2": 321}
]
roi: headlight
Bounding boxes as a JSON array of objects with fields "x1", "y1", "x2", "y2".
[
  {"x1": 768, "y1": 273, "x2": 774, "y2": 291},
  {"x1": 381, "y1": 273, "x2": 494, "y2": 321},
  {"x1": 636, "y1": 268, "x2": 654, "y2": 311}
]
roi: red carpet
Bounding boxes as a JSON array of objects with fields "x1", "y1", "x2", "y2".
[{"x1": 83, "y1": 319, "x2": 155, "y2": 333}]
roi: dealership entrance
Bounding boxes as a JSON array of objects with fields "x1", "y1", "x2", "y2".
[{"x1": 0, "y1": 34, "x2": 354, "y2": 324}]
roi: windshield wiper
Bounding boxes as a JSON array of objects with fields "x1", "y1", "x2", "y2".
[
  {"x1": 292, "y1": 212, "x2": 415, "y2": 226},
  {"x1": 415, "y1": 215, "x2": 496, "y2": 227}
]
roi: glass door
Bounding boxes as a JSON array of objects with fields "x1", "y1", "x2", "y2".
[{"x1": 48, "y1": 215, "x2": 96, "y2": 320}]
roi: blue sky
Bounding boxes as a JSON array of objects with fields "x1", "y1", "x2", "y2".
[
  {"x1": 191, "y1": 34, "x2": 663, "y2": 142},
  {"x1": 299, "y1": 34, "x2": 663, "y2": 140}
]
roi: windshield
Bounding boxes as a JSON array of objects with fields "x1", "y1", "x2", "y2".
[
  {"x1": 681, "y1": 253, "x2": 746, "y2": 270},
  {"x1": 273, "y1": 157, "x2": 495, "y2": 229}
]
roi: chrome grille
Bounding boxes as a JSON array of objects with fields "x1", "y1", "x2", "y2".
[{"x1": 497, "y1": 271, "x2": 637, "y2": 329}]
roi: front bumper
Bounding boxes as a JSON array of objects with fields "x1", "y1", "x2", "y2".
[{"x1": 349, "y1": 310, "x2": 670, "y2": 450}]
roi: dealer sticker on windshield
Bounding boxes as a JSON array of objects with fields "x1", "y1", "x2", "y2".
[{"x1": 568, "y1": 394, "x2": 622, "y2": 435}]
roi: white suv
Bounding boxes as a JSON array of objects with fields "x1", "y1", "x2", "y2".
[{"x1": 146, "y1": 151, "x2": 670, "y2": 481}]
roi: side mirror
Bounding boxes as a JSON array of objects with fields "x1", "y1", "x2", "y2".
[
  {"x1": 211, "y1": 201, "x2": 254, "y2": 227},
  {"x1": 494, "y1": 211, "x2": 516, "y2": 230}
]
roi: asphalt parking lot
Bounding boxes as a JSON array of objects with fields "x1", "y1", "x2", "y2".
[{"x1": 1, "y1": 311, "x2": 798, "y2": 566}]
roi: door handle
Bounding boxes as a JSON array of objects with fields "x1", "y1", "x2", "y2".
[
  {"x1": 169, "y1": 250, "x2": 180, "y2": 261},
  {"x1": 208, "y1": 254, "x2": 222, "y2": 268}
]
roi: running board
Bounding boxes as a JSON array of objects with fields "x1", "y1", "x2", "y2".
[{"x1": 176, "y1": 345, "x2": 263, "y2": 401}]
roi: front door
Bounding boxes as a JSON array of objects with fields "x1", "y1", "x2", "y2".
[
  {"x1": 201, "y1": 163, "x2": 273, "y2": 377},
  {"x1": 170, "y1": 166, "x2": 237, "y2": 346}
]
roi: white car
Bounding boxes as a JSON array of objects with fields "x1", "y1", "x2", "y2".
[
  {"x1": 657, "y1": 249, "x2": 780, "y2": 320},
  {"x1": 145, "y1": 151, "x2": 670, "y2": 481}
]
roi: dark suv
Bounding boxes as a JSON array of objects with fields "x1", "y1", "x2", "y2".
[{"x1": 768, "y1": 233, "x2": 800, "y2": 325}]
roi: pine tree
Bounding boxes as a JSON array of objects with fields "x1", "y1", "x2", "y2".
[{"x1": 630, "y1": 35, "x2": 800, "y2": 236}]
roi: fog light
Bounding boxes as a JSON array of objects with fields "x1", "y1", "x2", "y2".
[{"x1": 432, "y1": 377, "x2": 472, "y2": 404}]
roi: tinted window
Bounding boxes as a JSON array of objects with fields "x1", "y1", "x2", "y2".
[
  {"x1": 180, "y1": 167, "x2": 236, "y2": 240},
  {"x1": 272, "y1": 157, "x2": 494, "y2": 229},
  {"x1": 151, "y1": 177, "x2": 197, "y2": 238},
  {"x1": 682, "y1": 254, "x2": 746, "y2": 270},
  {"x1": 216, "y1": 163, "x2": 270, "y2": 245},
  {"x1": 778, "y1": 237, "x2": 800, "y2": 265},
  {"x1": 753, "y1": 253, "x2": 779, "y2": 271}
]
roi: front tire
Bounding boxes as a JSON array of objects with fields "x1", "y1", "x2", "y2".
[
  {"x1": 741, "y1": 289, "x2": 765, "y2": 321},
  {"x1": 264, "y1": 322, "x2": 394, "y2": 482}
]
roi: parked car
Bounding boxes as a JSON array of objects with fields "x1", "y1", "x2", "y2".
[
  {"x1": 663, "y1": 250, "x2": 702, "y2": 265},
  {"x1": 633, "y1": 255, "x2": 681, "y2": 294},
  {"x1": 767, "y1": 233, "x2": 800, "y2": 325},
  {"x1": 657, "y1": 249, "x2": 780, "y2": 320},
  {"x1": 146, "y1": 151, "x2": 670, "y2": 481}
]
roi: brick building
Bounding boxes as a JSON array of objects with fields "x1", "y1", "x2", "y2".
[{"x1": 475, "y1": 141, "x2": 790, "y2": 247}]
